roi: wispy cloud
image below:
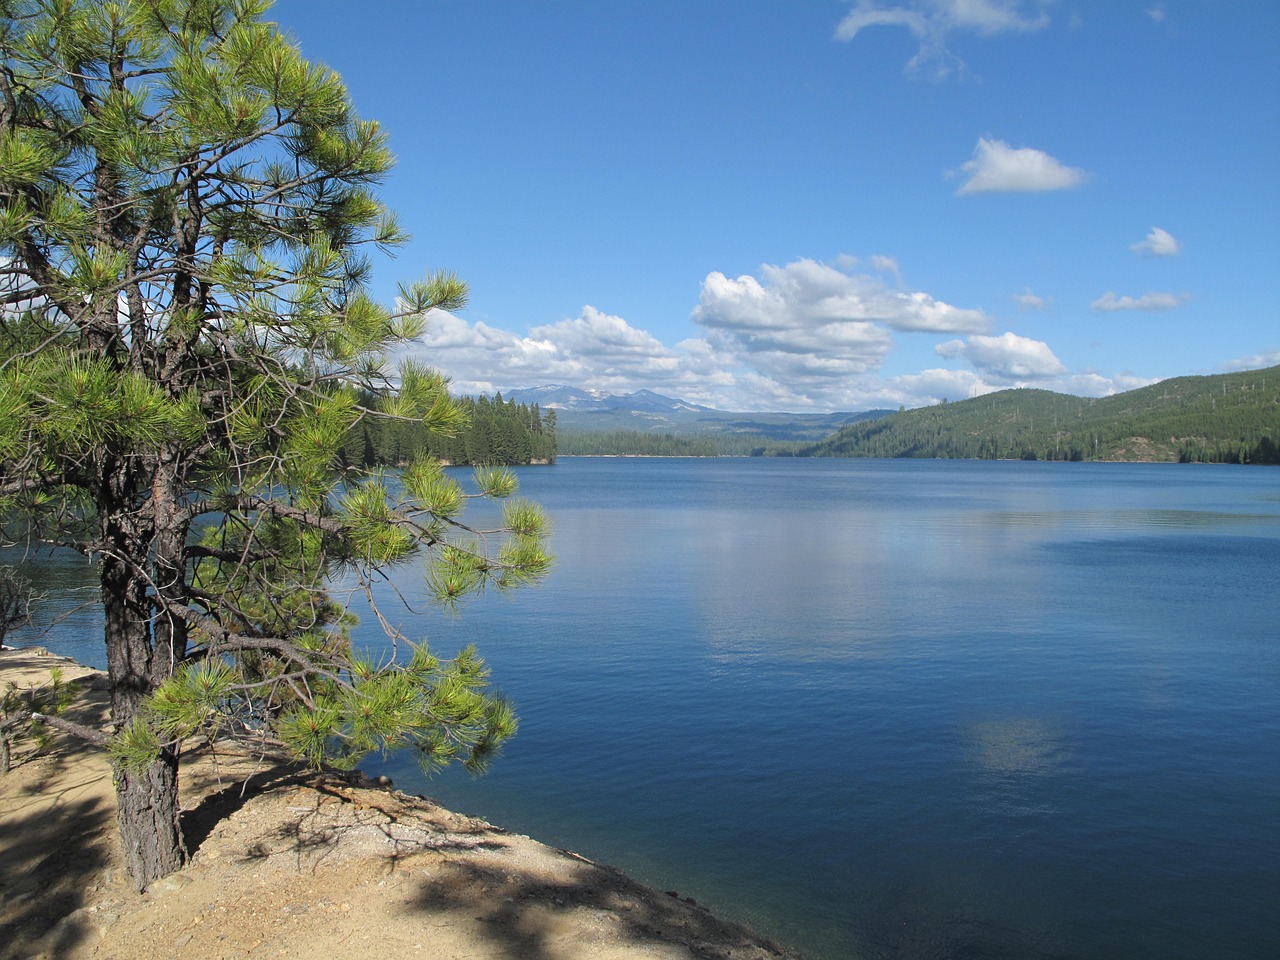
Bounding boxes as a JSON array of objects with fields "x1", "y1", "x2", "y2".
[
  {"x1": 1130, "y1": 226, "x2": 1180, "y2": 257},
  {"x1": 1013, "y1": 288, "x2": 1048, "y2": 310},
  {"x1": 871, "y1": 254, "x2": 904, "y2": 287},
  {"x1": 956, "y1": 138, "x2": 1086, "y2": 195},
  {"x1": 835, "y1": 1, "x2": 1051, "y2": 76},
  {"x1": 1091, "y1": 291, "x2": 1189, "y2": 311}
]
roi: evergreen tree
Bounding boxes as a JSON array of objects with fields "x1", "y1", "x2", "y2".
[
  {"x1": 543, "y1": 408, "x2": 557, "y2": 461},
  {"x1": 0, "y1": 0, "x2": 549, "y2": 889}
]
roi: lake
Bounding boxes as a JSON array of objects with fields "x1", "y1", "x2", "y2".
[{"x1": 11, "y1": 458, "x2": 1280, "y2": 960}]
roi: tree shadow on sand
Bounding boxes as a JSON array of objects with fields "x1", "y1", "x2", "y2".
[
  {"x1": 179, "y1": 753, "x2": 306, "y2": 855},
  {"x1": 0, "y1": 750, "x2": 115, "y2": 960},
  {"x1": 404, "y1": 849, "x2": 798, "y2": 960},
  {"x1": 239, "y1": 777, "x2": 800, "y2": 960}
]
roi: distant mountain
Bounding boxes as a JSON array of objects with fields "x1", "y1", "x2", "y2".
[
  {"x1": 798, "y1": 365, "x2": 1280, "y2": 463},
  {"x1": 497, "y1": 385, "x2": 718, "y2": 415},
  {"x1": 488, "y1": 385, "x2": 892, "y2": 443}
]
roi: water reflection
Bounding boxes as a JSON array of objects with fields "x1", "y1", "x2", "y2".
[
  {"x1": 965, "y1": 717, "x2": 1071, "y2": 777},
  {"x1": 7, "y1": 459, "x2": 1280, "y2": 960},
  {"x1": 964, "y1": 508, "x2": 1280, "y2": 531},
  {"x1": 688, "y1": 502, "x2": 1067, "y2": 665}
]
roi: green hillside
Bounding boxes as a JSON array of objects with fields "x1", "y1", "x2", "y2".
[{"x1": 798, "y1": 366, "x2": 1280, "y2": 464}]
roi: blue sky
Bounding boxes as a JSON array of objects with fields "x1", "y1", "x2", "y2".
[{"x1": 272, "y1": 1, "x2": 1279, "y2": 412}]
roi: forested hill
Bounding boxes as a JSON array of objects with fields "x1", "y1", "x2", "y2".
[
  {"x1": 341, "y1": 394, "x2": 557, "y2": 467},
  {"x1": 797, "y1": 366, "x2": 1280, "y2": 463}
]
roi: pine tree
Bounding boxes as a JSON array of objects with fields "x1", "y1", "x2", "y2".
[{"x1": 0, "y1": 0, "x2": 550, "y2": 889}]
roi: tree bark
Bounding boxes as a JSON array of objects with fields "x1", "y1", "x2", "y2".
[
  {"x1": 99, "y1": 468, "x2": 189, "y2": 889},
  {"x1": 114, "y1": 748, "x2": 186, "y2": 890},
  {"x1": 150, "y1": 451, "x2": 190, "y2": 671}
]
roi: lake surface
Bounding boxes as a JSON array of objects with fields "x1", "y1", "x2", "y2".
[{"x1": 11, "y1": 458, "x2": 1280, "y2": 960}]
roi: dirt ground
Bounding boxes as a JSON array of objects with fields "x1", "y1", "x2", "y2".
[{"x1": 0, "y1": 647, "x2": 801, "y2": 960}]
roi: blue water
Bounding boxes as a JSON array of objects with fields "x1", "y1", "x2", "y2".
[{"x1": 11, "y1": 459, "x2": 1280, "y2": 959}]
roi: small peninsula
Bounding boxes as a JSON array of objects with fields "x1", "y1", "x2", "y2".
[{"x1": 0, "y1": 646, "x2": 800, "y2": 960}]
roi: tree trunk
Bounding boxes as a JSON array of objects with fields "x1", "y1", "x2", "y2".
[
  {"x1": 150, "y1": 452, "x2": 190, "y2": 670},
  {"x1": 100, "y1": 479, "x2": 189, "y2": 889},
  {"x1": 114, "y1": 747, "x2": 186, "y2": 890}
]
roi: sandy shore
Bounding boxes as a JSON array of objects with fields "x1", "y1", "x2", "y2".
[{"x1": 0, "y1": 646, "x2": 801, "y2": 960}]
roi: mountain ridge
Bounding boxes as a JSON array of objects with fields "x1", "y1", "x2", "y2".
[
  {"x1": 798, "y1": 365, "x2": 1280, "y2": 463},
  {"x1": 487, "y1": 385, "x2": 891, "y2": 443}
]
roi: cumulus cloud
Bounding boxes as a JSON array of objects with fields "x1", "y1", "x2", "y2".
[
  {"x1": 694, "y1": 257, "x2": 990, "y2": 337},
  {"x1": 685, "y1": 256, "x2": 997, "y2": 403},
  {"x1": 404, "y1": 303, "x2": 1163, "y2": 413},
  {"x1": 395, "y1": 257, "x2": 998, "y2": 412},
  {"x1": 1220, "y1": 350, "x2": 1280, "y2": 372},
  {"x1": 396, "y1": 306, "x2": 778, "y2": 411},
  {"x1": 399, "y1": 305, "x2": 693, "y2": 398},
  {"x1": 956, "y1": 138, "x2": 1086, "y2": 195},
  {"x1": 835, "y1": 0, "x2": 1050, "y2": 75},
  {"x1": 1090, "y1": 291, "x2": 1188, "y2": 311},
  {"x1": 1130, "y1": 226, "x2": 1180, "y2": 257},
  {"x1": 392, "y1": 255, "x2": 1173, "y2": 413},
  {"x1": 529, "y1": 306, "x2": 673, "y2": 366},
  {"x1": 1058, "y1": 370, "x2": 1159, "y2": 396},
  {"x1": 936, "y1": 331, "x2": 1067, "y2": 380},
  {"x1": 883, "y1": 367, "x2": 996, "y2": 403},
  {"x1": 399, "y1": 310, "x2": 578, "y2": 392},
  {"x1": 857, "y1": 365, "x2": 1153, "y2": 407}
]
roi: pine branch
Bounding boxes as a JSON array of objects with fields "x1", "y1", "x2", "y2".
[{"x1": 30, "y1": 712, "x2": 110, "y2": 747}]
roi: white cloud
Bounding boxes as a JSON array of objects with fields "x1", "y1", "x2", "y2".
[
  {"x1": 401, "y1": 306, "x2": 695, "y2": 398},
  {"x1": 400, "y1": 311, "x2": 575, "y2": 391},
  {"x1": 529, "y1": 306, "x2": 673, "y2": 365},
  {"x1": 883, "y1": 367, "x2": 996, "y2": 403},
  {"x1": 835, "y1": 1, "x2": 1050, "y2": 75},
  {"x1": 1130, "y1": 226, "x2": 1180, "y2": 257},
  {"x1": 835, "y1": 3, "x2": 925, "y2": 43},
  {"x1": 683, "y1": 257, "x2": 1003, "y2": 406},
  {"x1": 936, "y1": 331, "x2": 1068, "y2": 380},
  {"x1": 400, "y1": 262, "x2": 995, "y2": 412},
  {"x1": 694, "y1": 257, "x2": 990, "y2": 337},
  {"x1": 1090, "y1": 291, "x2": 1188, "y2": 311},
  {"x1": 682, "y1": 256, "x2": 997, "y2": 404},
  {"x1": 1060, "y1": 371, "x2": 1159, "y2": 396},
  {"x1": 406, "y1": 304, "x2": 1165, "y2": 412},
  {"x1": 1220, "y1": 350, "x2": 1280, "y2": 372},
  {"x1": 395, "y1": 260, "x2": 1176, "y2": 414},
  {"x1": 956, "y1": 138, "x2": 1086, "y2": 195},
  {"x1": 871, "y1": 254, "x2": 904, "y2": 286},
  {"x1": 1013, "y1": 288, "x2": 1048, "y2": 310},
  {"x1": 1146, "y1": 5, "x2": 1166, "y2": 23}
]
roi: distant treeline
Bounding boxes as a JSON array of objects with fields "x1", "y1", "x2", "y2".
[
  {"x1": 797, "y1": 366, "x2": 1280, "y2": 464},
  {"x1": 557, "y1": 430, "x2": 809, "y2": 457},
  {"x1": 557, "y1": 430, "x2": 718, "y2": 457},
  {"x1": 341, "y1": 393, "x2": 557, "y2": 467}
]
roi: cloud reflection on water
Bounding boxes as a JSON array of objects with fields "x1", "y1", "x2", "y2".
[{"x1": 965, "y1": 717, "x2": 1071, "y2": 777}]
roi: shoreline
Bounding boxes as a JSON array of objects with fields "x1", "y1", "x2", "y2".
[{"x1": 0, "y1": 645, "x2": 801, "y2": 960}]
